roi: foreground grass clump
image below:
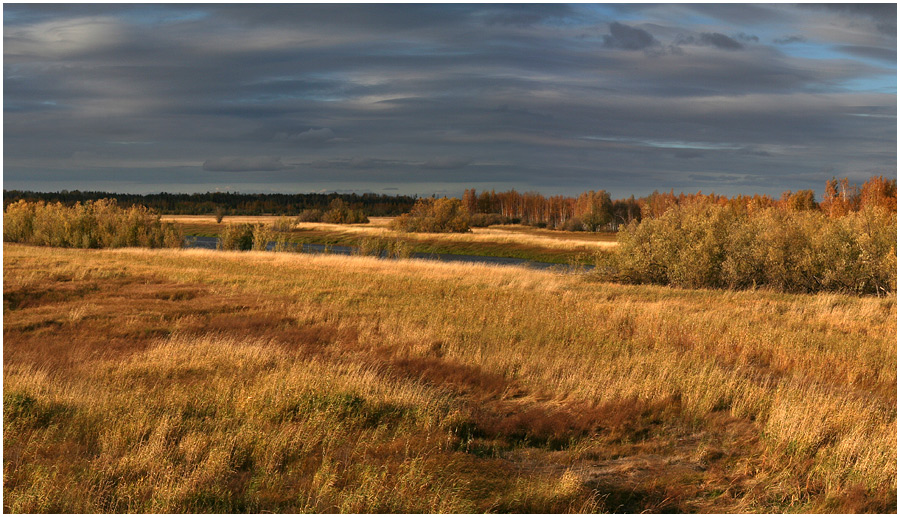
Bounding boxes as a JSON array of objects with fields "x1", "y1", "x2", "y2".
[
  {"x1": 598, "y1": 202, "x2": 896, "y2": 295},
  {"x1": 4, "y1": 244, "x2": 895, "y2": 512},
  {"x1": 3, "y1": 199, "x2": 182, "y2": 249}
]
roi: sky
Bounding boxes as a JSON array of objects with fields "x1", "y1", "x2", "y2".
[{"x1": 3, "y1": 3, "x2": 897, "y2": 198}]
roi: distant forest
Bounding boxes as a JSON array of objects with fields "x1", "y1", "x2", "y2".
[
  {"x1": 2, "y1": 191, "x2": 417, "y2": 217},
  {"x1": 4, "y1": 175, "x2": 895, "y2": 231}
]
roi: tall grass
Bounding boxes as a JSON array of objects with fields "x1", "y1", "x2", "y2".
[
  {"x1": 4, "y1": 244, "x2": 895, "y2": 512},
  {"x1": 598, "y1": 201, "x2": 896, "y2": 294},
  {"x1": 3, "y1": 199, "x2": 182, "y2": 249}
]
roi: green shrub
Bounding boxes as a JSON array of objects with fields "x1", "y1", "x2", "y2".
[
  {"x1": 3, "y1": 199, "x2": 183, "y2": 249},
  {"x1": 390, "y1": 198, "x2": 470, "y2": 233}
]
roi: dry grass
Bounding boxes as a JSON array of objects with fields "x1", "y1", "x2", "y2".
[
  {"x1": 4, "y1": 243, "x2": 895, "y2": 512},
  {"x1": 163, "y1": 214, "x2": 617, "y2": 251}
]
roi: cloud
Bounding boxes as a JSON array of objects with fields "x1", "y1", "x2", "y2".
[
  {"x1": 423, "y1": 157, "x2": 470, "y2": 169},
  {"x1": 836, "y1": 45, "x2": 897, "y2": 63},
  {"x1": 672, "y1": 149, "x2": 704, "y2": 159},
  {"x1": 774, "y1": 35, "x2": 806, "y2": 45},
  {"x1": 349, "y1": 157, "x2": 380, "y2": 169},
  {"x1": 481, "y1": 4, "x2": 573, "y2": 27},
  {"x1": 602, "y1": 22, "x2": 659, "y2": 51},
  {"x1": 3, "y1": 4, "x2": 895, "y2": 198},
  {"x1": 803, "y1": 4, "x2": 897, "y2": 36},
  {"x1": 277, "y1": 127, "x2": 336, "y2": 143},
  {"x1": 676, "y1": 32, "x2": 743, "y2": 50},
  {"x1": 202, "y1": 156, "x2": 286, "y2": 172}
]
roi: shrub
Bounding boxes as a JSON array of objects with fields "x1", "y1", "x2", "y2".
[
  {"x1": 387, "y1": 238, "x2": 413, "y2": 259},
  {"x1": 598, "y1": 200, "x2": 896, "y2": 294},
  {"x1": 321, "y1": 199, "x2": 369, "y2": 224},
  {"x1": 469, "y1": 213, "x2": 509, "y2": 228},
  {"x1": 3, "y1": 199, "x2": 183, "y2": 249},
  {"x1": 273, "y1": 232, "x2": 291, "y2": 252},
  {"x1": 355, "y1": 237, "x2": 388, "y2": 257},
  {"x1": 355, "y1": 237, "x2": 414, "y2": 259},
  {"x1": 296, "y1": 209, "x2": 323, "y2": 223},
  {"x1": 390, "y1": 198, "x2": 470, "y2": 233},
  {"x1": 217, "y1": 223, "x2": 254, "y2": 251},
  {"x1": 214, "y1": 206, "x2": 226, "y2": 223},
  {"x1": 272, "y1": 216, "x2": 293, "y2": 232},
  {"x1": 252, "y1": 224, "x2": 275, "y2": 251},
  {"x1": 560, "y1": 218, "x2": 585, "y2": 232}
]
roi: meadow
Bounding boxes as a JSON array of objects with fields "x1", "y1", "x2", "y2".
[
  {"x1": 4, "y1": 243, "x2": 895, "y2": 512},
  {"x1": 162, "y1": 214, "x2": 616, "y2": 264}
]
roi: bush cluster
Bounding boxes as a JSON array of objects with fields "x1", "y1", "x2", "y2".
[
  {"x1": 3, "y1": 199, "x2": 183, "y2": 249},
  {"x1": 597, "y1": 201, "x2": 896, "y2": 294},
  {"x1": 354, "y1": 237, "x2": 413, "y2": 259},
  {"x1": 296, "y1": 199, "x2": 368, "y2": 224},
  {"x1": 296, "y1": 209, "x2": 324, "y2": 223},
  {"x1": 469, "y1": 213, "x2": 512, "y2": 227},
  {"x1": 390, "y1": 198, "x2": 470, "y2": 233},
  {"x1": 217, "y1": 223, "x2": 279, "y2": 251}
]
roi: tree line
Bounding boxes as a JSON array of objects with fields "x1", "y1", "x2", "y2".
[
  {"x1": 460, "y1": 175, "x2": 896, "y2": 231},
  {"x1": 2, "y1": 190, "x2": 417, "y2": 217}
]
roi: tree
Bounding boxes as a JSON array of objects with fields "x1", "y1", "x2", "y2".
[
  {"x1": 390, "y1": 198, "x2": 470, "y2": 233},
  {"x1": 575, "y1": 190, "x2": 613, "y2": 231},
  {"x1": 780, "y1": 190, "x2": 817, "y2": 211},
  {"x1": 462, "y1": 188, "x2": 478, "y2": 214}
]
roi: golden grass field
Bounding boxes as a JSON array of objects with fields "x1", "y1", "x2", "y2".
[{"x1": 3, "y1": 243, "x2": 896, "y2": 512}]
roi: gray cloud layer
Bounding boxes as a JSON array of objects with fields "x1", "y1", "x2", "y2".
[{"x1": 3, "y1": 4, "x2": 896, "y2": 197}]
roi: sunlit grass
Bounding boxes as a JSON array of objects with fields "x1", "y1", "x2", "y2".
[{"x1": 4, "y1": 243, "x2": 895, "y2": 512}]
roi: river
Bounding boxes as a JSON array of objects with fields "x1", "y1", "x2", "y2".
[{"x1": 184, "y1": 236, "x2": 593, "y2": 271}]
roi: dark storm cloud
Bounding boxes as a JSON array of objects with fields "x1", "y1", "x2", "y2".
[
  {"x1": 423, "y1": 158, "x2": 471, "y2": 170},
  {"x1": 3, "y1": 4, "x2": 896, "y2": 197},
  {"x1": 675, "y1": 32, "x2": 744, "y2": 50},
  {"x1": 774, "y1": 35, "x2": 806, "y2": 45},
  {"x1": 276, "y1": 128, "x2": 337, "y2": 144},
  {"x1": 203, "y1": 157, "x2": 286, "y2": 172},
  {"x1": 802, "y1": 3, "x2": 897, "y2": 36},
  {"x1": 481, "y1": 4, "x2": 575, "y2": 27},
  {"x1": 602, "y1": 22, "x2": 659, "y2": 51}
]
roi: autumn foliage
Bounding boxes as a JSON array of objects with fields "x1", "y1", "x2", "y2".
[
  {"x1": 3, "y1": 199, "x2": 182, "y2": 249},
  {"x1": 598, "y1": 199, "x2": 896, "y2": 294},
  {"x1": 390, "y1": 198, "x2": 470, "y2": 233}
]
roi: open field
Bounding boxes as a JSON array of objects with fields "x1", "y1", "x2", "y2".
[
  {"x1": 3, "y1": 243, "x2": 895, "y2": 512},
  {"x1": 161, "y1": 215, "x2": 617, "y2": 264}
]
